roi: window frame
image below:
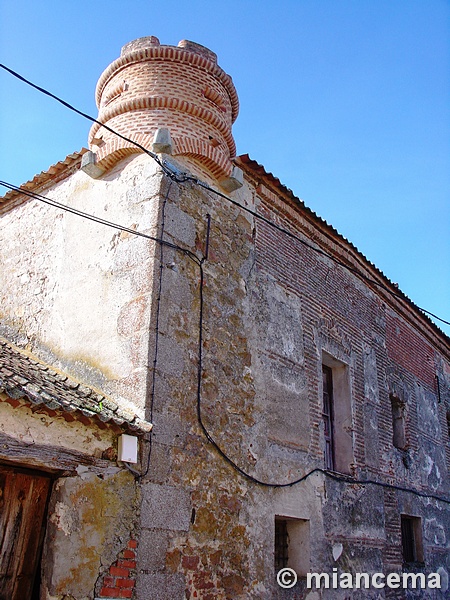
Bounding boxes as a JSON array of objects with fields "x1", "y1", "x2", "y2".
[
  {"x1": 322, "y1": 365, "x2": 335, "y2": 470},
  {"x1": 321, "y1": 352, "x2": 354, "y2": 475},
  {"x1": 401, "y1": 514, "x2": 424, "y2": 566},
  {"x1": 274, "y1": 515, "x2": 310, "y2": 577}
]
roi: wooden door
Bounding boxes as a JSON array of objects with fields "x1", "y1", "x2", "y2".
[{"x1": 0, "y1": 465, "x2": 52, "y2": 600}]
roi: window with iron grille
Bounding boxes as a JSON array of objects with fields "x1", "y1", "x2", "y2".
[
  {"x1": 274, "y1": 518, "x2": 289, "y2": 570},
  {"x1": 274, "y1": 516, "x2": 310, "y2": 577}
]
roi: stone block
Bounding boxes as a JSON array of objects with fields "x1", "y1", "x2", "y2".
[
  {"x1": 80, "y1": 151, "x2": 105, "y2": 179},
  {"x1": 141, "y1": 483, "x2": 191, "y2": 531},
  {"x1": 220, "y1": 165, "x2": 244, "y2": 192},
  {"x1": 154, "y1": 334, "x2": 186, "y2": 377},
  {"x1": 145, "y1": 442, "x2": 173, "y2": 484},
  {"x1": 151, "y1": 410, "x2": 186, "y2": 447},
  {"x1": 163, "y1": 202, "x2": 196, "y2": 247},
  {"x1": 152, "y1": 128, "x2": 173, "y2": 154},
  {"x1": 137, "y1": 529, "x2": 169, "y2": 571},
  {"x1": 136, "y1": 573, "x2": 185, "y2": 600}
]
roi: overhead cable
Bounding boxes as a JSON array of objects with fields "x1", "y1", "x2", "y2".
[
  {"x1": 1, "y1": 179, "x2": 448, "y2": 502},
  {"x1": 0, "y1": 63, "x2": 448, "y2": 328},
  {"x1": 0, "y1": 180, "x2": 201, "y2": 266}
]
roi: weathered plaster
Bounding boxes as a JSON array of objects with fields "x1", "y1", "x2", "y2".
[
  {"x1": 42, "y1": 468, "x2": 138, "y2": 600},
  {"x1": 0, "y1": 398, "x2": 115, "y2": 457},
  {"x1": 0, "y1": 155, "x2": 162, "y2": 416}
]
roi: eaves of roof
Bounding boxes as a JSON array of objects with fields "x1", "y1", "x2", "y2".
[
  {"x1": 236, "y1": 154, "x2": 450, "y2": 352},
  {"x1": 0, "y1": 149, "x2": 447, "y2": 353},
  {"x1": 0, "y1": 337, "x2": 152, "y2": 435},
  {"x1": 0, "y1": 149, "x2": 88, "y2": 212}
]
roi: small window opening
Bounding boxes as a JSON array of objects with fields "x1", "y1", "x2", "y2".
[
  {"x1": 275, "y1": 518, "x2": 289, "y2": 571},
  {"x1": 401, "y1": 515, "x2": 424, "y2": 565},
  {"x1": 274, "y1": 516, "x2": 310, "y2": 577},
  {"x1": 391, "y1": 395, "x2": 406, "y2": 450}
]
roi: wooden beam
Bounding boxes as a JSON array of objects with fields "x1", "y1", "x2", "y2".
[{"x1": 0, "y1": 433, "x2": 112, "y2": 474}]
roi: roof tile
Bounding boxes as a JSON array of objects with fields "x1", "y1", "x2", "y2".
[{"x1": 0, "y1": 337, "x2": 152, "y2": 435}]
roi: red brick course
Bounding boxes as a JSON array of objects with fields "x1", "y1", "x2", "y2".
[
  {"x1": 249, "y1": 181, "x2": 448, "y2": 581},
  {"x1": 386, "y1": 311, "x2": 435, "y2": 387},
  {"x1": 88, "y1": 37, "x2": 238, "y2": 181},
  {"x1": 98, "y1": 539, "x2": 137, "y2": 599}
]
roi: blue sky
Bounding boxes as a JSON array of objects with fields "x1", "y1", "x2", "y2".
[{"x1": 1, "y1": 0, "x2": 449, "y2": 336}]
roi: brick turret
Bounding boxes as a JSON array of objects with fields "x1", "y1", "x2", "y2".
[{"x1": 85, "y1": 36, "x2": 240, "y2": 185}]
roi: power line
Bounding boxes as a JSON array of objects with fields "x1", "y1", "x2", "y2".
[
  {"x1": 196, "y1": 180, "x2": 450, "y2": 327},
  {"x1": 194, "y1": 242, "x2": 450, "y2": 501},
  {"x1": 0, "y1": 180, "x2": 201, "y2": 266},
  {"x1": 0, "y1": 63, "x2": 447, "y2": 504},
  {"x1": 1, "y1": 62, "x2": 448, "y2": 329},
  {"x1": 0, "y1": 63, "x2": 185, "y2": 184},
  {"x1": 1, "y1": 178, "x2": 449, "y2": 503}
]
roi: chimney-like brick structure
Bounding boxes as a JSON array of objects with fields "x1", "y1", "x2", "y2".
[{"x1": 87, "y1": 36, "x2": 239, "y2": 183}]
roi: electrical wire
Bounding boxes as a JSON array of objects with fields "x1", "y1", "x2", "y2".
[
  {"x1": 140, "y1": 179, "x2": 173, "y2": 479},
  {"x1": 0, "y1": 63, "x2": 177, "y2": 183},
  {"x1": 0, "y1": 62, "x2": 448, "y2": 327},
  {"x1": 1, "y1": 65, "x2": 449, "y2": 503},
  {"x1": 0, "y1": 167, "x2": 448, "y2": 506},
  {"x1": 192, "y1": 180, "x2": 450, "y2": 327},
  {"x1": 195, "y1": 260, "x2": 450, "y2": 503},
  {"x1": 0, "y1": 180, "x2": 201, "y2": 266}
]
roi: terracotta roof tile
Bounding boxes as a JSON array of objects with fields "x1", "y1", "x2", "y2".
[
  {"x1": 0, "y1": 149, "x2": 88, "y2": 211},
  {"x1": 0, "y1": 337, "x2": 152, "y2": 435}
]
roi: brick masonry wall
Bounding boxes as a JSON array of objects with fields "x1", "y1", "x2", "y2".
[
  {"x1": 252, "y1": 185, "x2": 449, "y2": 585},
  {"x1": 97, "y1": 539, "x2": 138, "y2": 599},
  {"x1": 89, "y1": 38, "x2": 238, "y2": 182},
  {"x1": 386, "y1": 311, "x2": 435, "y2": 388}
]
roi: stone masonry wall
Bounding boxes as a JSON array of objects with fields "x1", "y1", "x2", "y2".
[
  {"x1": 135, "y1": 157, "x2": 449, "y2": 599},
  {"x1": 1, "y1": 143, "x2": 448, "y2": 598}
]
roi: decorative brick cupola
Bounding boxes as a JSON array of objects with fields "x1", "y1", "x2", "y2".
[{"x1": 84, "y1": 36, "x2": 240, "y2": 186}]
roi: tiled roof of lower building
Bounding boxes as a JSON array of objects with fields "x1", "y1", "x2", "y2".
[{"x1": 0, "y1": 337, "x2": 152, "y2": 435}]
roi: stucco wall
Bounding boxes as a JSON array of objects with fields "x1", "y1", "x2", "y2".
[
  {"x1": 0, "y1": 154, "x2": 162, "y2": 417},
  {"x1": 0, "y1": 396, "x2": 115, "y2": 457},
  {"x1": 42, "y1": 467, "x2": 139, "y2": 600}
]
